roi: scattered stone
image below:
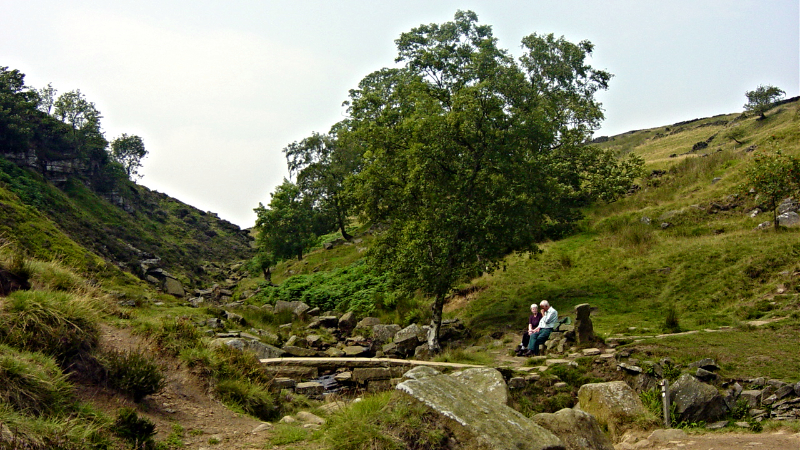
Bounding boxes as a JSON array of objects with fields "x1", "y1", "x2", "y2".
[
  {"x1": 689, "y1": 358, "x2": 720, "y2": 371},
  {"x1": 706, "y1": 420, "x2": 728, "y2": 430},
  {"x1": 296, "y1": 411, "x2": 325, "y2": 425},
  {"x1": 372, "y1": 324, "x2": 401, "y2": 344},
  {"x1": 582, "y1": 348, "x2": 601, "y2": 356},
  {"x1": 251, "y1": 422, "x2": 273, "y2": 433},
  {"x1": 734, "y1": 421, "x2": 751, "y2": 428},
  {"x1": 338, "y1": 311, "x2": 357, "y2": 334},
  {"x1": 574, "y1": 304, "x2": 596, "y2": 344},
  {"x1": 696, "y1": 368, "x2": 718, "y2": 382},
  {"x1": 324, "y1": 347, "x2": 345, "y2": 357},
  {"x1": 342, "y1": 346, "x2": 368, "y2": 357},
  {"x1": 279, "y1": 416, "x2": 296, "y2": 424}
]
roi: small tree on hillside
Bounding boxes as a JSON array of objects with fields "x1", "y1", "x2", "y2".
[
  {"x1": 745, "y1": 149, "x2": 800, "y2": 230},
  {"x1": 744, "y1": 85, "x2": 785, "y2": 119},
  {"x1": 110, "y1": 134, "x2": 148, "y2": 180}
]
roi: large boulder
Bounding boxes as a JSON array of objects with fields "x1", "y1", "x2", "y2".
[
  {"x1": 394, "y1": 324, "x2": 423, "y2": 357},
  {"x1": 669, "y1": 373, "x2": 729, "y2": 423},
  {"x1": 338, "y1": 311, "x2": 357, "y2": 334},
  {"x1": 163, "y1": 276, "x2": 185, "y2": 297},
  {"x1": 451, "y1": 368, "x2": 509, "y2": 406},
  {"x1": 533, "y1": 408, "x2": 614, "y2": 450},
  {"x1": 397, "y1": 367, "x2": 564, "y2": 450},
  {"x1": 577, "y1": 381, "x2": 648, "y2": 439}
]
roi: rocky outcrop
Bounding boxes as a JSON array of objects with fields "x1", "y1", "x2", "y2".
[
  {"x1": 397, "y1": 366, "x2": 565, "y2": 450},
  {"x1": 533, "y1": 408, "x2": 614, "y2": 450},
  {"x1": 574, "y1": 303, "x2": 596, "y2": 345},
  {"x1": 577, "y1": 381, "x2": 648, "y2": 439}
]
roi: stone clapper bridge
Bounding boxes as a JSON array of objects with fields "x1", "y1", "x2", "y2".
[{"x1": 259, "y1": 356, "x2": 485, "y2": 396}]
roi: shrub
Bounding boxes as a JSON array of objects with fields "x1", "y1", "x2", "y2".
[
  {"x1": 0, "y1": 290, "x2": 99, "y2": 366},
  {"x1": 145, "y1": 317, "x2": 202, "y2": 357},
  {"x1": 113, "y1": 407, "x2": 156, "y2": 449},
  {"x1": 99, "y1": 349, "x2": 164, "y2": 402},
  {"x1": 214, "y1": 378, "x2": 278, "y2": 421},
  {"x1": 663, "y1": 305, "x2": 681, "y2": 333}
]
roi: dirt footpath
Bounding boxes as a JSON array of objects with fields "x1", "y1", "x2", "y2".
[{"x1": 617, "y1": 429, "x2": 800, "y2": 450}]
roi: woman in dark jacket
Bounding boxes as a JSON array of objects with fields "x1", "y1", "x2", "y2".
[{"x1": 517, "y1": 303, "x2": 542, "y2": 356}]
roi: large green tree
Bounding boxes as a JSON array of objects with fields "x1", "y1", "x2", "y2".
[
  {"x1": 344, "y1": 11, "x2": 642, "y2": 351},
  {"x1": 253, "y1": 180, "x2": 318, "y2": 265},
  {"x1": 745, "y1": 149, "x2": 800, "y2": 230},
  {"x1": 744, "y1": 85, "x2": 785, "y2": 119},
  {"x1": 110, "y1": 133, "x2": 148, "y2": 180},
  {"x1": 283, "y1": 125, "x2": 361, "y2": 241}
]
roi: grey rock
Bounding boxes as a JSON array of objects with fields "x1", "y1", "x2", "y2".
[
  {"x1": 414, "y1": 343, "x2": 431, "y2": 360},
  {"x1": 776, "y1": 385, "x2": 795, "y2": 400},
  {"x1": 356, "y1": 317, "x2": 381, "y2": 329},
  {"x1": 795, "y1": 381, "x2": 800, "y2": 396},
  {"x1": 778, "y1": 197, "x2": 799, "y2": 214},
  {"x1": 296, "y1": 411, "x2": 325, "y2": 425},
  {"x1": 272, "y1": 377, "x2": 296, "y2": 389},
  {"x1": 372, "y1": 324, "x2": 401, "y2": 344},
  {"x1": 689, "y1": 358, "x2": 720, "y2": 371},
  {"x1": 282, "y1": 346, "x2": 318, "y2": 357},
  {"x1": 338, "y1": 311, "x2": 358, "y2": 334},
  {"x1": 306, "y1": 307, "x2": 320, "y2": 317},
  {"x1": 618, "y1": 363, "x2": 642, "y2": 374},
  {"x1": 343, "y1": 345, "x2": 369, "y2": 357},
  {"x1": 394, "y1": 324, "x2": 423, "y2": 357},
  {"x1": 318, "y1": 316, "x2": 339, "y2": 328},
  {"x1": 397, "y1": 368, "x2": 564, "y2": 450},
  {"x1": 695, "y1": 368, "x2": 718, "y2": 382},
  {"x1": 451, "y1": 368, "x2": 510, "y2": 406},
  {"x1": 577, "y1": 381, "x2": 647, "y2": 439},
  {"x1": 739, "y1": 390, "x2": 762, "y2": 408},
  {"x1": 669, "y1": 373, "x2": 729, "y2": 423},
  {"x1": 163, "y1": 277, "x2": 185, "y2": 297},
  {"x1": 295, "y1": 382, "x2": 324, "y2": 397},
  {"x1": 324, "y1": 347, "x2": 345, "y2": 357},
  {"x1": 706, "y1": 420, "x2": 728, "y2": 430},
  {"x1": 647, "y1": 429, "x2": 687, "y2": 442},
  {"x1": 352, "y1": 368, "x2": 392, "y2": 383},
  {"x1": 533, "y1": 408, "x2": 613, "y2": 450}
]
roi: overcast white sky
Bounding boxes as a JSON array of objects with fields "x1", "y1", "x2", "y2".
[{"x1": 2, "y1": 1, "x2": 798, "y2": 228}]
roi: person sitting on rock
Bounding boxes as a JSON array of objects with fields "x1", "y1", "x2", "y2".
[
  {"x1": 524, "y1": 300, "x2": 557, "y2": 356},
  {"x1": 516, "y1": 303, "x2": 542, "y2": 356}
]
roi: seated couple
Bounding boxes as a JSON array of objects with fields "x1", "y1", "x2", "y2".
[{"x1": 520, "y1": 300, "x2": 558, "y2": 357}]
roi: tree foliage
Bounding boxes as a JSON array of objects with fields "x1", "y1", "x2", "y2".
[
  {"x1": 745, "y1": 149, "x2": 800, "y2": 230},
  {"x1": 341, "y1": 10, "x2": 642, "y2": 350},
  {"x1": 111, "y1": 133, "x2": 148, "y2": 180},
  {"x1": 283, "y1": 127, "x2": 362, "y2": 240},
  {"x1": 744, "y1": 85, "x2": 785, "y2": 119},
  {"x1": 253, "y1": 180, "x2": 319, "y2": 265}
]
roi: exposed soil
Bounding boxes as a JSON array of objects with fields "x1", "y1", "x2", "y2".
[{"x1": 94, "y1": 325, "x2": 269, "y2": 449}]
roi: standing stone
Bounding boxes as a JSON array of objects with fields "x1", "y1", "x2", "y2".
[{"x1": 574, "y1": 304, "x2": 595, "y2": 344}]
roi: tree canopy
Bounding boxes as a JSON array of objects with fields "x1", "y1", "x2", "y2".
[
  {"x1": 744, "y1": 85, "x2": 785, "y2": 119},
  {"x1": 341, "y1": 10, "x2": 642, "y2": 350},
  {"x1": 111, "y1": 133, "x2": 148, "y2": 181}
]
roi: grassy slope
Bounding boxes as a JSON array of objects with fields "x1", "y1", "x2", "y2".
[{"x1": 455, "y1": 99, "x2": 800, "y2": 381}]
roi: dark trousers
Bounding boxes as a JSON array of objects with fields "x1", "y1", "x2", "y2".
[{"x1": 526, "y1": 328, "x2": 552, "y2": 355}]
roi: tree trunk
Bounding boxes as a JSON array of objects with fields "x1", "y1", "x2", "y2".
[
  {"x1": 774, "y1": 207, "x2": 779, "y2": 231},
  {"x1": 427, "y1": 293, "x2": 445, "y2": 353},
  {"x1": 262, "y1": 266, "x2": 273, "y2": 286},
  {"x1": 338, "y1": 213, "x2": 352, "y2": 241}
]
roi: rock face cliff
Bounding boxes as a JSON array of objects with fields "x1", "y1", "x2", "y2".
[{"x1": 0, "y1": 149, "x2": 253, "y2": 288}]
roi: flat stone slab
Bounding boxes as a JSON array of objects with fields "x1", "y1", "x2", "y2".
[{"x1": 397, "y1": 367, "x2": 564, "y2": 450}]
